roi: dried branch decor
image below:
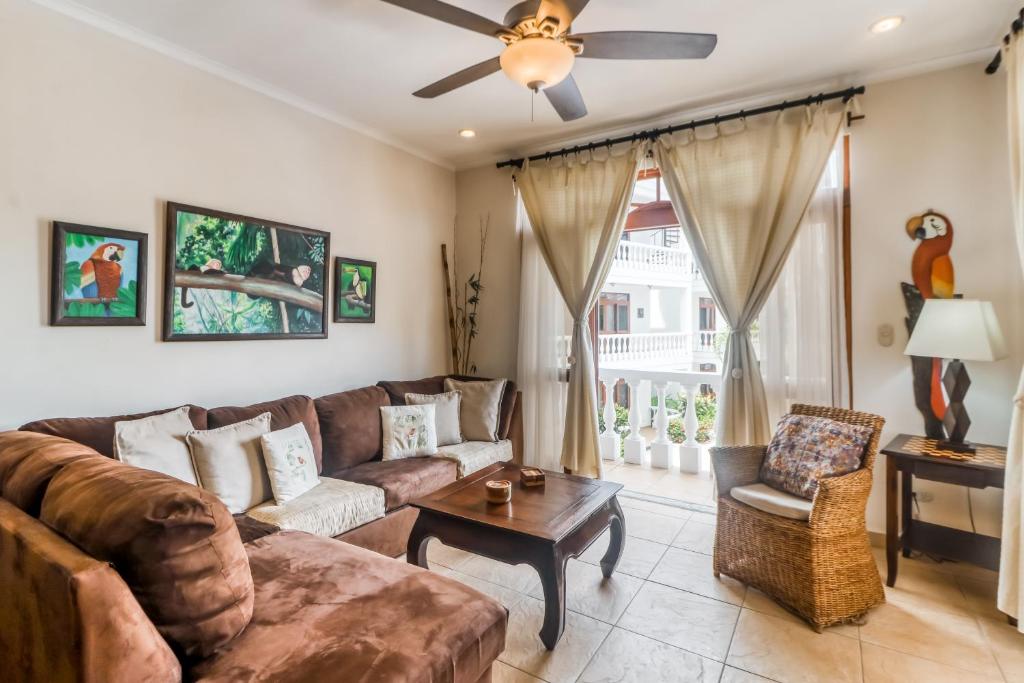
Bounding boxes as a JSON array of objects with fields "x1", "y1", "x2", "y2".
[{"x1": 442, "y1": 216, "x2": 489, "y2": 375}]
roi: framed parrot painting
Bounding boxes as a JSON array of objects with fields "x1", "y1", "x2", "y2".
[
  {"x1": 50, "y1": 222, "x2": 147, "y2": 326},
  {"x1": 163, "y1": 202, "x2": 330, "y2": 341},
  {"x1": 333, "y1": 257, "x2": 376, "y2": 323}
]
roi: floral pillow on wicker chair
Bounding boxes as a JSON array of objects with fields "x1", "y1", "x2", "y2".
[{"x1": 760, "y1": 414, "x2": 873, "y2": 500}]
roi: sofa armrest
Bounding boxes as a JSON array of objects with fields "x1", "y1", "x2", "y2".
[
  {"x1": 508, "y1": 391, "x2": 524, "y2": 465},
  {"x1": 808, "y1": 468, "x2": 874, "y2": 533},
  {"x1": 710, "y1": 445, "x2": 766, "y2": 497}
]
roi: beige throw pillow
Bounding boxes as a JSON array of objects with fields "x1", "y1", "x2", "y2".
[
  {"x1": 260, "y1": 423, "x2": 320, "y2": 504},
  {"x1": 405, "y1": 391, "x2": 463, "y2": 446},
  {"x1": 187, "y1": 413, "x2": 272, "y2": 514},
  {"x1": 445, "y1": 378, "x2": 506, "y2": 442},
  {"x1": 381, "y1": 404, "x2": 438, "y2": 460},
  {"x1": 113, "y1": 406, "x2": 199, "y2": 485}
]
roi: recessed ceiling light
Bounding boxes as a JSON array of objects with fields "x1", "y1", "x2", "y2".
[
  {"x1": 458, "y1": 129, "x2": 476, "y2": 138},
  {"x1": 869, "y1": 16, "x2": 904, "y2": 34}
]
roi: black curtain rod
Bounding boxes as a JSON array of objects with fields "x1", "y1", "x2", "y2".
[
  {"x1": 496, "y1": 85, "x2": 865, "y2": 169},
  {"x1": 985, "y1": 7, "x2": 1024, "y2": 74}
]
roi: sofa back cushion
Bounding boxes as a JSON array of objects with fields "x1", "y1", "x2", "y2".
[
  {"x1": 377, "y1": 376, "x2": 446, "y2": 406},
  {"x1": 315, "y1": 386, "x2": 390, "y2": 473},
  {"x1": 40, "y1": 457, "x2": 254, "y2": 659},
  {"x1": 208, "y1": 395, "x2": 323, "y2": 472},
  {"x1": 0, "y1": 431, "x2": 103, "y2": 517},
  {"x1": 378, "y1": 376, "x2": 518, "y2": 440},
  {"x1": 20, "y1": 405, "x2": 208, "y2": 458}
]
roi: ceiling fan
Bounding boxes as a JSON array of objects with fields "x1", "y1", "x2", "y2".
[{"x1": 379, "y1": 0, "x2": 717, "y2": 121}]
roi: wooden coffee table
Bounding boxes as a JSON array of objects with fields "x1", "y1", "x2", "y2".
[{"x1": 406, "y1": 462, "x2": 625, "y2": 650}]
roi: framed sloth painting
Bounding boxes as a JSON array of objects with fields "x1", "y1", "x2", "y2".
[
  {"x1": 163, "y1": 202, "x2": 329, "y2": 341},
  {"x1": 50, "y1": 222, "x2": 148, "y2": 327}
]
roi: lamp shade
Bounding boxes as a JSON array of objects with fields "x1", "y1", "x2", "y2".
[
  {"x1": 904, "y1": 299, "x2": 1008, "y2": 361},
  {"x1": 499, "y1": 37, "x2": 574, "y2": 91}
]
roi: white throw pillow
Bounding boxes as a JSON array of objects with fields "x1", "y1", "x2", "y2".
[
  {"x1": 260, "y1": 423, "x2": 320, "y2": 504},
  {"x1": 186, "y1": 412, "x2": 272, "y2": 514},
  {"x1": 113, "y1": 406, "x2": 199, "y2": 485},
  {"x1": 380, "y1": 404, "x2": 438, "y2": 460},
  {"x1": 405, "y1": 391, "x2": 463, "y2": 446},
  {"x1": 444, "y1": 378, "x2": 507, "y2": 442}
]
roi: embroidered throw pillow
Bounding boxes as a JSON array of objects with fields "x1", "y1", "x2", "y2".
[
  {"x1": 444, "y1": 378, "x2": 506, "y2": 442},
  {"x1": 760, "y1": 414, "x2": 873, "y2": 500},
  {"x1": 380, "y1": 404, "x2": 438, "y2": 460},
  {"x1": 113, "y1": 406, "x2": 199, "y2": 485},
  {"x1": 260, "y1": 423, "x2": 320, "y2": 504},
  {"x1": 405, "y1": 391, "x2": 463, "y2": 446},
  {"x1": 187, "y1": 413, "x2": 273, "y2": 513}
]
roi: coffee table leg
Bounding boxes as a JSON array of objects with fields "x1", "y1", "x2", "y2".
[
  {"x1": 600, "y1": 497, "x2": 626, "y2": 578},
  {"x1": 536, "y1": 553, "x2": 566, "y2": 650},
  {"x1": 406, "y1": 516, "x2": 431, "y2": 568}
]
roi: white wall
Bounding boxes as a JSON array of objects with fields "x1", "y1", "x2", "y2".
[
  {"x1": 453, "y1": 165, "x2": 519, "y2": 380},
  {"x1": 0, "y1": 0, "x2": 455, "y2": 428},
  {"x1": 851, "y1": 63, "x2": 1024, "y2": 536}
]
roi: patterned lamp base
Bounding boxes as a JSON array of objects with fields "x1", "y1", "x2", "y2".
[{"x1": 940, "y1": 359, "x2": 974, "y2": 454}]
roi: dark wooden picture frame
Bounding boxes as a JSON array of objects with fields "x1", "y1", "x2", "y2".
[
  {"x1": 333, "y1": 257, "x2": 376, "y2": 323},
  {"x1": 50, "y1": 221, "x2": 148, "y2": 327},
  {"x1": 163, "y1": 202, "x2": 330, "y2": 341}
]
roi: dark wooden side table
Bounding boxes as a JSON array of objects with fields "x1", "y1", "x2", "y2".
[
  {"x1": 406, "y1": 462, "x2": 624, "y2": 650},
  {"x1": 882, "y1": 434, "x2": 1006, "y2": 588}
]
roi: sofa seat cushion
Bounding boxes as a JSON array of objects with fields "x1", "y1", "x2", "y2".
[
  {"x1": 436, "y1": 440, "x2": 513, "y2": 478},
  {"x1": 730, "y1": 483, "x2": 813, "y2": 521},
  {"x1": 189, "y1": 531, "x2": 506, "y2": 683},
  {"x1": 19, "y1": 405, "x2": 207, "y2": 458},
  {"x1": 0, "y1": 431, "x2": 103, "y2": 516},
  {"x1": 209, "y1": 395, "x2": 323, "y2": 472},
  {"x1": 332, "y1": 457, "x2": 457, "y2": 511},
  {"x1": 40, "y1": 457, "x2": 254, "y2": 658},
  {"x1": 315, "y1": 386, "x2": 390, "y2": 472},
  {"x1": 245, "y1": 477, "x2": 385, "y2": 538}
]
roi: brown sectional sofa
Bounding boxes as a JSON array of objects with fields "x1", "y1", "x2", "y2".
[{"x1": 1, "y1": 375, "x2": 522, "y2": 683}]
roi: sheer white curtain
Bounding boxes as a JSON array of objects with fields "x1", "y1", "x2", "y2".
[
  {"x1": 655, "y1": 100, "x2": 850, "y2": 446},
  {"x1": 517, "y1": 146, "x2": 642, "y2": 477},
  {"x1": 998, "y1": 29, "x2": 1024, "y2": 631},
  {"x1": 760, "y1": 147, "x2": 849, "y2": 427},
  {"x1": 516, "y1": 199, "x2": 571, "y2": 472}
]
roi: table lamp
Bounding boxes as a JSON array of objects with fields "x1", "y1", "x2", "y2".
[{"x1": 904, "y1": 299, "x2": 1007, "y2": 453}]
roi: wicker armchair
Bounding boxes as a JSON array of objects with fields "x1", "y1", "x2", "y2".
[{"x1": 710, "y1": 404, "x2": 886, "y2": 631}]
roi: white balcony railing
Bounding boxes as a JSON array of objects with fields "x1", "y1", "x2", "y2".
[
  {"x1": 597, "y1": 331, "x2": 718, "y2": 366},
  {"x1": 608, "y1": 242, "x2": 699, "y2": 286},
  {"x1": 598, "y1": 366, "x2": 721, "y2": 473}
]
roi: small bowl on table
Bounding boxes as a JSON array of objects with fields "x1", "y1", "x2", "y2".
[{"x1": 485, "y1": 479, "x2": 512, "y2": 504}]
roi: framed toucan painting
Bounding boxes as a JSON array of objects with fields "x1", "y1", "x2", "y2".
[
  {"x1": 333, "y1": 257, "x2": 376, "y2": 323},
  {"x1": 49, "y1": 222, "x2": 148, "y2": 327}
]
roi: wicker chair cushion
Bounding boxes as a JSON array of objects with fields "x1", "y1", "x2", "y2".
[
  {"x1": 760, "y1": 414, "x2": 873, "y2": 500},
  {"x1": 730, "y1": 483, "x2": 812, "y2": 521}
]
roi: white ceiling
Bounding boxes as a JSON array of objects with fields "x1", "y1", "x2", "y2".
[{"x1": 47, "y1": 0, "x2": 1015, "y2": 169}]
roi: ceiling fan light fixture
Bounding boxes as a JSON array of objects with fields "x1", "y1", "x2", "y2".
[{"x1": 499, "y1": 37, "x2": 575, "y2": 91}]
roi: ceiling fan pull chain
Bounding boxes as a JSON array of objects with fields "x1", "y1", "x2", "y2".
[{"x1": 531, "y1": 89, "x2": 535, "y2": 123}]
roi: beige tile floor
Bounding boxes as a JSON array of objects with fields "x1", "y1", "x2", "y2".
[
  {"x1": 422, "y1": 496, "x2": 1024, "y2": 683},
  {"x1": 603, "y1": 455, "x2": 717, "y2": 507}
]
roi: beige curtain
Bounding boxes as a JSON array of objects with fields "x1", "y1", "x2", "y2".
[
  {"x1": 998, "y1": 30, "x2": 1024, "y2": 632},
  {"x1": 516, "y1": 146, "x2": 642, "y2": 477},
  {"x1": 655, "y1": 100, "x2": 850, "y2": 446}
]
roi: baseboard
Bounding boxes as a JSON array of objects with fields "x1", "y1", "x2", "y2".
[{"x1": 617, "y1": 489, "x2": 716, "y2": 515}]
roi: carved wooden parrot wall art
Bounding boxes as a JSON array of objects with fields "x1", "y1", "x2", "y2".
[{"x1": 900, "y1": 210, "x2": 955, "y2": 439}]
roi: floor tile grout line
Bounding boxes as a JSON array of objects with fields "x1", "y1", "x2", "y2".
[{"x1": 862, "y1": 638, "x2": 1009, "y2": 681}]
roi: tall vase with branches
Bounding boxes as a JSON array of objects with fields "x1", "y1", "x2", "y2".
[{"x1": 442, "y1": 216, "x2": 489, "y2": 375}]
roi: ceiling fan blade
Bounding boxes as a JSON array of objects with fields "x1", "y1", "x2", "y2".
[
  {"x1": 544, "y1": 75, "x2": 587, "y2": 121},
  {"x1": 538, "y1": 0, "x2": 592, "y2": 25},
  {"x1": 574, "y1": 31, "x2": 717, "y2": 59},
  {"x1": 379, "y1": 0, "x2": 505, "y2": 37},
  {"x1": 413, "y1": 56, "x2": 502, "y2": 98}
]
